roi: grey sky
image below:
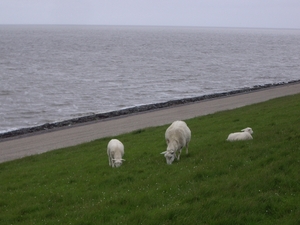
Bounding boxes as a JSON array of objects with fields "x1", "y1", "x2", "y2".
[{"x1": 0, "y1": 0, "x2": 299, "y2": 29}]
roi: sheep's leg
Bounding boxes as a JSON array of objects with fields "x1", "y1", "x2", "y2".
[
  {"x1": 177, "y1": 149, "x2": 182, "y2": 160},
  {"x1": 108, "y1": 155, "x2": 112, "y2": 166},
  {"x1": 186, "y1": 143, "x2": 189, "y2": 155},
  {"x1": 110, "y1": 158, "x2": 114, "y2": 167},
  {"x1": 108, "y1": 153, "x2": 115, "y2": 167}
]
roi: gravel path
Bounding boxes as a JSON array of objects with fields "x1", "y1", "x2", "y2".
[{"x1": 1, "y1": 81, "x2": 300, "y2": 163}]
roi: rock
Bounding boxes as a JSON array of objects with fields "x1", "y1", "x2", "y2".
[{"x1": 1, "y1": 80, "x2": 299, "y2": 140}]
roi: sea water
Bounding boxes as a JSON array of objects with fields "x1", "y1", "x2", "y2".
[{"x1": 0, "y1": 25, "x2": 299, "y2": 133}]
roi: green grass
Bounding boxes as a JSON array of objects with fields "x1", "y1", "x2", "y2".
[{"x1": 1, "y1": 94, "x2": 300, "y2": 225}]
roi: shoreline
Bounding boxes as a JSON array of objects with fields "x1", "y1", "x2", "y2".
[
  {"x1": 1, "y1": 80, "x2": 300, "y2": 163},
  {"x1": 1, "y1": 79, "x2": 300, "y2": 141}
]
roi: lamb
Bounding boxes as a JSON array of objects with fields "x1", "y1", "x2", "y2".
[
  {"x1": 161, "y1": 120, "x2": 191, "y2": 165},
  {"x1": 226, "y1": 127, "x2": 253, "y2": 141},
  {"x1": 107, "y1": 139, "x2": 125, "y2": 168}
]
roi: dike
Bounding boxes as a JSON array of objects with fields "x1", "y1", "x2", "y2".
[{"x1": 1, "y1": 80, "x2": 299, "y2": 140}]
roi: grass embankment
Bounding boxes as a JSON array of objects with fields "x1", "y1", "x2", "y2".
[{"x1": 1, "y1": 94, "x2": 300, "y2": 225}]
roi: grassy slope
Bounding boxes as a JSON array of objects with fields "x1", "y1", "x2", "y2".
[{"x1": 0, "y1": 94, "x2": 299, "y2": 225}]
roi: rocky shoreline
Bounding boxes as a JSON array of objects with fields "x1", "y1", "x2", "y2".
[{"x1": 1, "y1": 80, "x2": 299, "y2": 140}]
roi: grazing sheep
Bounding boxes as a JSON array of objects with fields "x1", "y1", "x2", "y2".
[
  {"x1": 226, "y1": 127, "x2": 253, "y2": 141},
  {"x1": 161, "y1": 120, "x2": 191, "y2": 165},
  {"x1": 107, "y1": 139, "x2": 125, "y2": 168}
]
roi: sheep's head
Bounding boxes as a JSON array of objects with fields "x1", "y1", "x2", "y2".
[
  {"x1": 113, "y1": 159, "x2": 125, "y2": 168},
  {"x1": 161, "y1": 150, "x2": 176, "y2": 165},
  {"x1": 241, "y1": 127, "x2": 253, "y2": 134}
]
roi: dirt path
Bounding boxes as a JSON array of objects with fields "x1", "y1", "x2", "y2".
[{"x1": 1, "y1": 82, "x2": 300, "y2": 163}]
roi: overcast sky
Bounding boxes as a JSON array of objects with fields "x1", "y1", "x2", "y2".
[{"x1": 0, "y1": 0, "x2": 299, "y2": 29}]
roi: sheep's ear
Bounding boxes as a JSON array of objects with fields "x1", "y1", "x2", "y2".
[
  {"x1": 121, "y1": 159, "x2": 125, "y2": 161},
  {"x1": 161, "y1": 151, "x2": 166, "y2": 154}
]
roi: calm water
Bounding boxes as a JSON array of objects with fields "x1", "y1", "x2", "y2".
[{"x1": 0, "y1": 25, "x2": 300, "y2": 133}]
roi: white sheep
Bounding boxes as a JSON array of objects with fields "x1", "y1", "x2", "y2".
[
  {"x1": 107, "y1": 139, "x2": 125, "y2": 167},
  {"x1": 226, "y1": 127, "x2": 253, "y2": 141},
  {"x1": 161, "y1": 120, "x2": 191, "y2": 165}
]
